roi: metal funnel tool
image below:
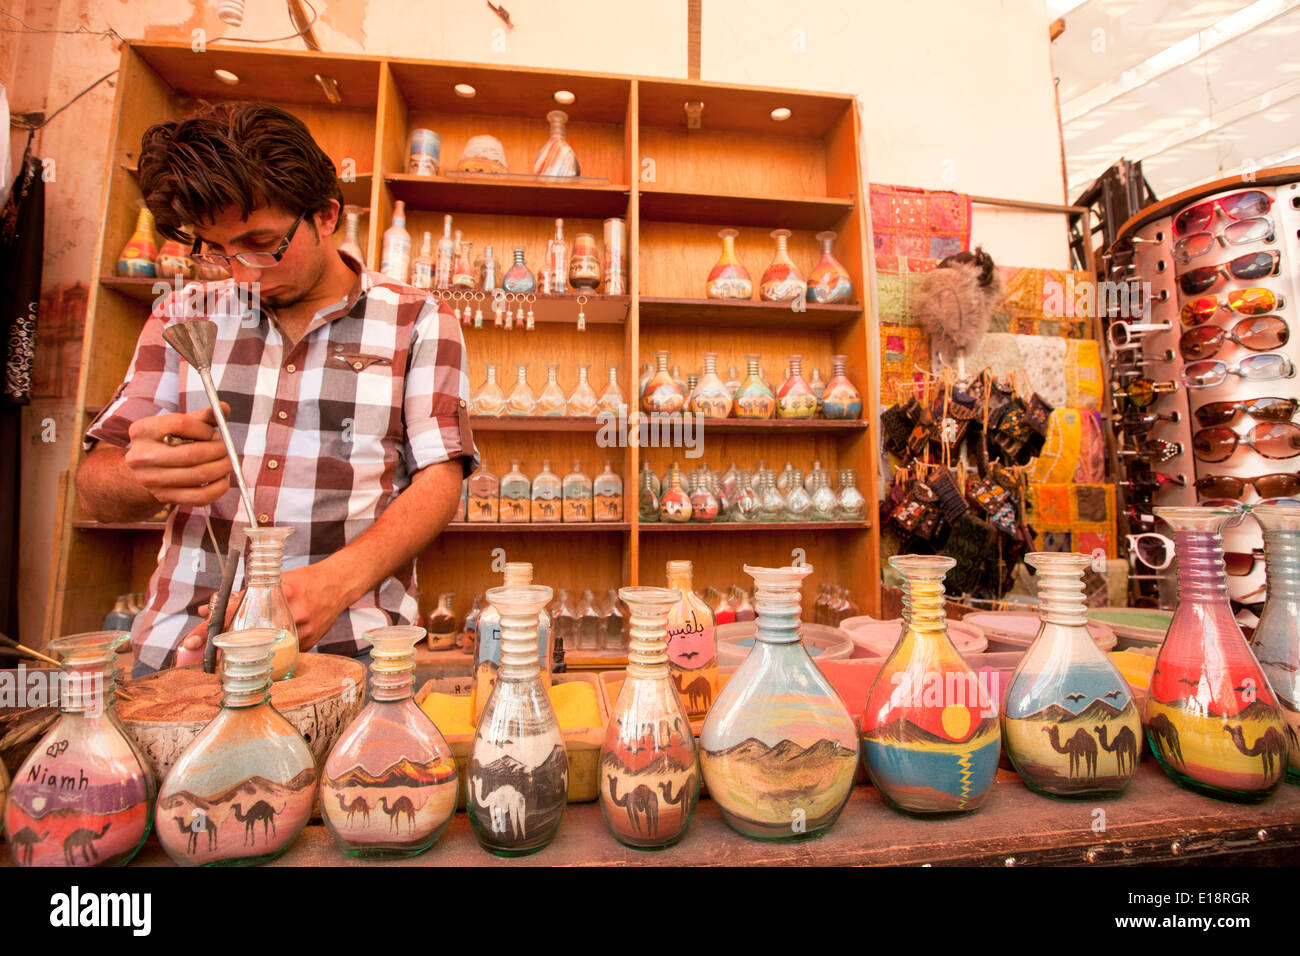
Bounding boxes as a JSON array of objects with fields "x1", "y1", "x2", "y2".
[{"x1": 161, "y1": 319, "x2": 258, "y2": 526}]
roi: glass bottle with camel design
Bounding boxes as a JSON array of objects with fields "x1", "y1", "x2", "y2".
[
  {"x1": 5, "y1": 632, "x2": 154, "y2": 867},
  {"x1": 700, "y1": 564, "x2": 858, "y2": 840},
  {"x1": 1249, "y1": 504, "x2": 1300, "y2": 781},
  {"x1": 1146, "y1": 506, "x2": 1287, "y2": 801},
  {"x1": 471, "y1": 562, "x2": 553, "y2": 725},
  {"x1": 600, "y1": 587, "x2": 700, "y2": 849},
  {"x1": 468, "y1": 585, "x2": 569, "y2": 856},
  {"x1": 665, "y1": 560, "x2": 719, "y2": 720},
  {"x1": 321, "y1": 626, "x2": 458, "y2": 858},
  {"x1": 861, "y1": 555, "x2": 1001, "y2": 814},
  {"x1": 156, "y1": 629, "x2": 317, "y2": 865},
  {"x1": 1002, "y1": 553, "x2": 1141, "y2": 798}
]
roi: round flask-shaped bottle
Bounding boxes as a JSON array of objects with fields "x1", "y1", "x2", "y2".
[
  {"x1": 229, "y1": 526, "x2": 299, "y2": 680},
  {"x1": 642, "y1": 349, "x2": 686, "y2": 414},
  {"x1": 806, "y1": 230, "x2": 853, "y2": 303},
  {"x1": 600, "y1": 587, "x2": 699, "y2": 849},
  {"x1": 690, "y1": 352, "x2": 732, "y2": 419},
  {"x1": 731, "y1": 469, "x2": 759, "y2": 522},
  {"x1": 659, "y1": 468, "x2": 693, "y2": 523},
  {"x1": 6, "y1": 632, "x2": 154, "y2": 867},
  {"x1": 1147, "y1": 506, "x2": 1287, "y2": 801},
  {"x1": 638, "y1": 467, "x2": 661, "y2": 523},
  {"x1": 1250, "y1": 505, "x2": 1300, "y2": 781},
  {"x1": 733, "y1": 353, "x2": 775, "y2": 419},
  {"x1": 471, "y1": 363, "x2": 507, "y2": 416},
  {"x1": 665, "y1": 560, "x2": 718, "y2": 719},
  {"x1": 156, "y1": 629, "x2": 317, "y2": 865},
  {"x1": 1002, "y1": 553, "x2": 1142, "y2": 798},
  {"x1": 502, "y1": 247, "x2": 537, "y2": 294},
  {"x1": 706, "y1": 228, "x2": 753, "y2": 300},
  {"x1": 505, "y1": 363, "x2": 537, "y2": 416},
  {"x1": 536, "y1": 363, "x2": 568, "y2": 417},
  {"x1": 784, "y1": 469, "x2": 813, "y2": 520},
  {"x1": 534, "y1": 109, "x2": 580, "y2": 177},
  {"x1": 468, "y1": 585, "x2": 568, "y2": 856},
  {"x1": 820, "y1": 354, "x2": 863, "y2": 420},
  {"x1": 688, "y1": 468, "x2": 720, "y2": 522},
  {"x1": 117, "y1": 204, "x2": 158, "y2": 277},
  {"x1": 862, "y1": 555, "x2": 1001, "y2": 814},
  {"x1": 321, "y1": 626, "x2": 459, "y2": 858},
  {"x1": 776, "y1": 354, "x2": 818, "y2": 419},
  {"x1": 701, "y1": 564, "x2": 858, "y2": 839},
  {"x1": 836, "y1": 469, "x2": 866, "y2": 521},
  {"x1": 811, "y1": 472, "x2": 839, "y2": 521},
  {"x1": 567, "y1": 365, "x2": 600, "y2": 417},
  {"x1": 759, "y1": 229, "x2": 806, "y2": 302},
  {"x1": 757, "y1": 471, "x2": 787, "y2": 522}
]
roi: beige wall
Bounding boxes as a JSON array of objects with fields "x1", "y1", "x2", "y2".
[{"x1": 11, "y1": 0, "x2": 1065, "y2": 643}]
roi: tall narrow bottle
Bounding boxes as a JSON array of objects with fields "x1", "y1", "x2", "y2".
[
  {"x1": 117, "y1": 204, "x2": 158, "y2": 277},
  {"x1": 6, "y1": 632, "x2": 154, "y2": 867},
  {"x1": 701, "y1": 564, "x2": 858, "y2": 840},
  {"x1": 380, "y1": 200, "x2": 411, "y2": 284},
  {"x1": 665, "y1": 560, "x2": 718, "y2": 719},
  {"x1": 434, "y1": 214, "x2": 455, "y2": 289},
  {"x1": 156, "y1": 629, "x2": 317, "y2": 865},
  {"x1": 471, "y1": 563, "x2": 553, "y2": 724},
  {"x1": 229, "y1": 527, "x2": 299, "y2": 681},
  {"x1": 534, "y1": 110, "x2": 581, "y2": 177},
  {"x1": 862, "y1": 555, "x2": 1001, "y2": 814},
  {"x1": 1250, "y1": 505, "x2": 1300, "y2": 781},
  {"x1": 600, "y1": 587, "x2": 699, "y2": 849},
  {"x1": 452, "y1": 235, "x2": 476, "y2": 290},
  {"x1": 1003, "y1": 553, "x2": 1141, "y2": 797},
  {"x1": 411, "y1": 231, "x2": 435, "y2": 290},
  {"x1": 426, "y1": 592, "x2": 458, "y2": 652},
  {"x1": 338, "y1": 204, "x2": 366, "y2": 263},
  {"x1": 321, "y1": 626, "x2": 459, "y2": 858},
  {"x1": 547, "y1": 218, "x2": 569, "y2": 293},
  {"x1": 468, "y1": 585, "x2": 568, "y2": 855},
  {"x1": 1147, "y1": 506, "x2": 1287, "y2": 801}
]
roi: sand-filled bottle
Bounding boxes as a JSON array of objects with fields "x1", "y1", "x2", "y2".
[
  {"x1": 156, "y1": 629, "x2": 317, "y2": 865},
  {"x1": 1147, "y1": 506, "x2": 1286, "y2": 801},
  {"x1": 665, "y1": 560, "x2": 718, "y2": 718},
  {"x1": 600, "y1": 587, "x2": 699, "y2": 849},
  {"x1": 117, "y1": 204, "x2": 158, "y2": 277},
  {"x1": 6, "y1": 632, "x2": 154, "y2": 867},
  {"x1": 229, "y1": 527, "x2": 299, "y2": 681},
  {"x1": 471, "y1": 562, "x2": 552, "y2": 724},
  {"x1": 1249, "y1": 504, "x2": 1300, "y2": 782},
  {"x1": 806, "y1": 230, "x2": 852, "y2": 303},
  {"x1": 1003, "y1": 552, "x2": 1141, "y2": 798},
  {"x1": 468, "y1": 585, "x2": 568, "y2": 855},
  {"x1": 706, "y1": 228, "x2": 753, "y2": 300},
  {"x1": 862, "y1": 555, "x2": 1000, "y2": 814},
  {"x1": 321, "y1": 626, "x2": 458, "y2": 858},
  {"x1": 700, "y1": 564, "x2": 858, "y2": 840}
]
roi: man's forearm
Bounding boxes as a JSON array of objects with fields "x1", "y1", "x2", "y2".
[
  {"x1": 76, "y1": 445, "x2": 168, "y2": 524},
  {"x1": 320, "y1": 459, "x2": 465, "y2": 607}
]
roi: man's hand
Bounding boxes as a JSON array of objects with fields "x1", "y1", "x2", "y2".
[{"x1": 123, "y1": 404, "x2": 232, "y2": 508}]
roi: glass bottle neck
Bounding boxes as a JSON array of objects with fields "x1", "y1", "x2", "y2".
[
  {"x1": 369, "y1": 649, "x2": 415, "y2": 702},
  {"x1": 1264, "y1": 529, "x2": 1300, "y2": 599},
  {"x1": 656, "y1": 353, "x2": 670, "y2": 373},
  {"x1": 577, "y1": 367, "x2": 589, "y2": 384},
  {"x1": 901, "y1": 577, "x2": 947, "y2": 637},
  {"x1": 721, "y1": 235, "x2": 736, "y2": 257},
  {"x1": 442, "y1": 215, "x2": 452, "y2": 238},
  {"x1": 499, "y1": 608, "x2": 542, "y2": 680},
  {"x1": 752, "y1": 581, "x2": 802, "y2": 645},
  {"x1": 1175, "y1": 529, "x2": 1231, "y2": 603},
  {"x1": 773, "y1": 234, "x2": 789, "y2": 254},
  {"x1": 608, "y1": 367, "x2": 619, "y2": 385},
  {"x1": 60, "y1": 665, "x2": 113, "y2": 715},
  {"x1": 513, "y1": 249, "x2": 525, "y2": 264},
  {"x1": 746, "y1": 359, "x2": 760, "y2": 376},
  {"x1": 1034, "y1": 566, "x2": 1088, "y2": 626},
  {"x1": 703, "y1": 354, "x2": 718, "y2": 375},
  {"x1": 832, "y1": 357, "x2": 847, "y2": 377},
  {"x1": 517, "y1": 366, "x2": 528, "y2": 382},
  {"x1": 666, "y1": 567, "x2": 694, "y2": 592},
  {"x1": 788, "y1": 357, "x2": 803, "y2": 376},
  {"x1": 547, "y1": 366, "x2": 558, "y2": 384},
  {"x1": 222, "y1": 658, "x2": 272, "y2": 709},
  {"x1": 819, "y1": 235, "x2": 834, "y2": 255},
  {"x1": 485, "y1": 365, "x2": 497, "y2": 383},
  {"x1": 626, "y1": 609, "x2": 670, "y2": 680},
  {"x1": 246, "y1": 543, "x2": 285, "y2": 587}
]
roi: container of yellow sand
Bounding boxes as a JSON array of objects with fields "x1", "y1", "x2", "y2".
[{"x1": 415, "y1": 672, "x2": 608, "y2": 806}]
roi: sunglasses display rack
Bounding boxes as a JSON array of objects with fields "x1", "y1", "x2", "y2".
[{"x1": 1105, "y1": 167, "x2": 1300, "y2": 612}]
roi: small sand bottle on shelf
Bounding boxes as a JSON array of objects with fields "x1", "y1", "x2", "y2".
[
  {"x1": 593, "y1": 460, "x2": 624, "y2": 522},
  {"x1": 320, "y1": 625, "x2": 458, "y2": 859}
]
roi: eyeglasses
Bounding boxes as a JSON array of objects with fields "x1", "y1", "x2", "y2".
[
  {"x1": 1193, "y1": 396, "x2": 1298, "y2": 429},
  {"x1": 190, "y1": 210, "x2": 308, "y2": 270},
  {"x1": 1178, "y1": 314, "x2": 1289, "y2": 360},
  {"x1": 1172, "y1": 217, "x2": 1274, "y2": 265},
  {"x1": 1177, "y1": 250, "x2": 1280, "y2": 296},
  {"x1": 1114, "y1": 376, "x2": 1178, "y2": 408},
  {"x1": 1121, "y1": 470, "x2": 1186, "y2": 492},
  {"x1": 1191, "y1": 421, "x2": 1300, "y2": 463},
  {"x1": 1127, "y1": 532, "x2": 1175, "y2": 570},
  {"x1": 1194, "y1": 472, "x2": 1300, "y2": 500},
  {"x1": 1108, "y1": 320, "x2": 1171, "y2": 349},
  {"x1": 1180, "y1": 288, "x2": 1284, "y2": 326},
  {"x1": 1118, "y1": 438, "x2": 1183, "y2": 463},
  {"x1": 1111, "y1": 347, "x2": 1175, "y2": 367},
  {"x1": 1181, "y1": 353, "x2": 1294, "y2": 388},
  {"x1": 1174, "y1": 190, "x2": 1272, "y2": 236},
  {"x1": 1114, "y1": 409, "x2": 1180, "y2": 434}
]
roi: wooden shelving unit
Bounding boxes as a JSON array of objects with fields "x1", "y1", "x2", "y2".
[{"x1": 46, "y1": 42, "x2": 881, "y2": 641}]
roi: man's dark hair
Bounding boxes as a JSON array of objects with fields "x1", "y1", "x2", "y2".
[{"x1": 138, "y1": 101, "x2": 343, "y2": 243}]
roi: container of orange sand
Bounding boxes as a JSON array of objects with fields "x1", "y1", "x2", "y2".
[{"x1": 415, "y1": 672, "x2": 608, "y2": 806}]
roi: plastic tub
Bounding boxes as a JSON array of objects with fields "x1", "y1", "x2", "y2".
[
  {"x1": 961, "y1": 611, "x2": 1117, "y2": 653},
  {"x1": 839, "y1": 615, "x2": 988, "y2": 659},
  {"x1": 715, "y1": 622, "x2": 854, "y2": 668}
]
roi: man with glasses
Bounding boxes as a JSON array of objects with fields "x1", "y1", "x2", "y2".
[{"x1": 76, "y1": 103, "x2": 478, "y2": 675}]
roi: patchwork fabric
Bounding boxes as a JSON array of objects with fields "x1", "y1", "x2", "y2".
[
  {"x1": 870, "y1": 184, "x2": 972, "y2": 261},
  {"x1": 879, "y1": 324, "x2": 932, "y2": 406},
  {"x1": 1027, "y1": 409, "x2": 1106, "y2": 484},
  {"x1": 1027, "y1": 483, "x2": 1117, "y2": 558}
]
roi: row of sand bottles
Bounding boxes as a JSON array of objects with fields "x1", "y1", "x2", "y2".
[
  {"x1": 643, "y1": 461, "x2": 866, "y2": 523},
  {"x1": 464, "y1": 459, "x2": 624, "y2": 523},
  {"x1": 705, "y1": 227, "x2": 854, "y2": 303},
  {"x1": 471, "y1": 363, "x2": 625, "y2": 418},
  {"x1": 641, "y1": 349, "x2": 862, "y2": 420},
  {"x1": 11, "y1": 503, "x2": 1298, "y2": 865}
]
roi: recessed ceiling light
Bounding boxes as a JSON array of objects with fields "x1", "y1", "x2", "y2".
[
  {"x1": 454, "y1": 83, "x2": 477, "y2": 98},
  {"x1": 770, "y1": 107, "x2": 792, "y2": 122},
  {"x1": 213, "y1": 69, "x2": 240, "y2": 86},
  {"x1": 553, "y1": 90, "x2": 576, "y2": 105}
]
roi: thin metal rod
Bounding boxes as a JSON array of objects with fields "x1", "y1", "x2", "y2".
[{"x1": 196, "y1": 367, "x2": 258, "y2": 525}]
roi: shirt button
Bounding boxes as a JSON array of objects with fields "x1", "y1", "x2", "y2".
[
  {"x1": 259, "y1": 513, "x2": 271, "y2": 524},
  {"x1": 286, "y1": 363, "x2": 297, "y2": 373},
  {"x1": 277, "y1": 410, "x2": 288, "y2": 420},
  {"x1": 334, "y1": 344, "x2": 345, "y2": 352},
  {"x1": 267, "y1": 459, "x2": 279, "y2": 470},
  {"x1": 352, "y1": 361, "x2": 364, "y2": 370}
]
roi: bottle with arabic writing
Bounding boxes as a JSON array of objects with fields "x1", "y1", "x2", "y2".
[{"x1": 665, "y1": 560, "x2": 718, "y2": 720}]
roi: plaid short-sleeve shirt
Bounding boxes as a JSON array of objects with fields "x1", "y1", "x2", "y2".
[{"x1": 84, "y1": 252, "x2": 479, "y2": 671}]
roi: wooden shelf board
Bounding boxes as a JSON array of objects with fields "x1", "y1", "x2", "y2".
[
  {"x1": 456, "y1": 293, "x2": 627, "y2": 326},
  {"x1": 470, "y1": 416, "x2": 605, "y2": 432},
  {"x1": 72, "y1": 521, "x2": 166, "y2": 532},
  {"x1": 640, "y1": 521, "x2": 869, "y2": 532},
  {"x1": 693, "y1": 419, "x2": 867, "y2": 433},
  {"x1": 445, "y1": 522, "x2": 629, "y2": 533},
  {"x1": 638, "y1": 295, "x2": 860, "y2": 328},
  {"x1": 386, "y1": 173, "x2": 629, "y2": 219},
  {"x1": 638, "y1": 188, "x2": 853, "y2": 229},
  {"x1": 100, "y1": 275, "x2": 170, "y2": 303}
]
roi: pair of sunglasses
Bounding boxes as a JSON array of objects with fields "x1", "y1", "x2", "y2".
[
  {"x1": 1181, "y1": 288, "x2": 1284, "y2": 325},
  {"x1": 1179, "y1": 314, "x2": 1289, "y2": 360},
  {"x1": 1127, "y1": 532, "x2": 1175, "y2": 570},
  {"x1": 1119, "y1": 438, "x2": 1182, "y2": 464},
  {"x1": 1193, "y1": 396, "x2": 1298, "y2": 428},
  {"x1": 1172, "y1": 216, "x2": 1275, "y2": 265},
  {"x1": 1195, "y1": 472, "x2": 1300, "y2": 500},
  {"x1": 1115, "y1": 375, "x2": 1178, "y2": 409},
  {"x1": 1191, "y1": 421, "x2": 1300, "y2": 463},
  {"x1": 1122, "y1": 470, "x2": 1186, "y2": 493},
  {"x1": 1181, "y1": 353, "x2": 1294, "y2": 388},
  {"x1": 1174, "y1": 190, "x2": 1273, "y2": 236},
  {"x1": 1115, "y1": 409, "x2": 1180, "y2": 434},
  {"x1": 1224, "y1": 549, "x2": 1267, "y2": 577},
  {"x1": 1177, "y1": 251, "x2": 1280, "y2": 296}
]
